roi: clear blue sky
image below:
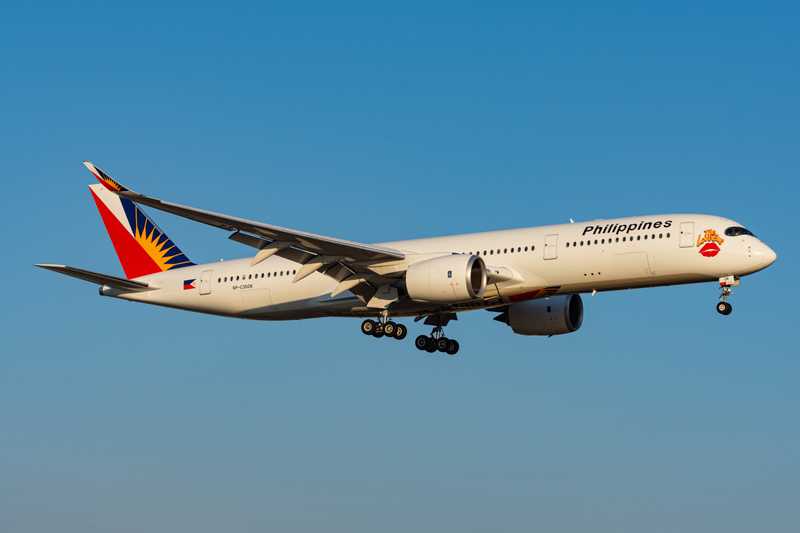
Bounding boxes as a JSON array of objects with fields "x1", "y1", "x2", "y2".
[{"x1": 1, "y1": 2, "x2": 797, "y2": 532}]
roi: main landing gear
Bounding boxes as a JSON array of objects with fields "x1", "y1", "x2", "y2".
[
  {"x1": 414, "y1": 326, "x2": 460, "y2": 356},
  {"x1": 361, "y1": 318, "x2": 407, "y2": 341},
  {"x1": 716, "y1": 275, "x2": 739, "y2": 316},
  {"x1": 361, "y1": 312, "x2": 460, "y2": 355}
]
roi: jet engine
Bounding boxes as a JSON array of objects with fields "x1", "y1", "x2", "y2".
[
  {"x1": 405, "y1": 255, "x2": 487, "y2": 303},
  {"x1": 495, "y1": 294, "x2": 583, "y2": 336}
]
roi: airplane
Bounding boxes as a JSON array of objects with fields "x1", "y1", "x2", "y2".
[{"x1": 37, "y1": 162, "x2": 777, "y2": 355}]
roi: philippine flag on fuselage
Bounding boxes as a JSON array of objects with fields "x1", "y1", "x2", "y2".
[{"x1": 183, "y1": 279, "x2": 196, "y2": 290}]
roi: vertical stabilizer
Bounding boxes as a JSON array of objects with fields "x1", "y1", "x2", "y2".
[{"x1": 86, "y1": 164, "x2": 194, "y2": 279}]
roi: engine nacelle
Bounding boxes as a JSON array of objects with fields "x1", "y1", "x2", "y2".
[
  {"x1": 497, "y1": 294, "x2": 583, "y2": 336},
  {"x1": 405, "y1": 255, "x2": 487, "y2": 303}
]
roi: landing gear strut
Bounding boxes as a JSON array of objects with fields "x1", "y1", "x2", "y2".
[{"x1": 716, "y1": 275, "x2": 739, "y2": 316}]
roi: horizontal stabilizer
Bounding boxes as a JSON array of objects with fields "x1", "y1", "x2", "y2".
[{"x1": 35, "y1": 264, "x2": 154, "y2": 292}]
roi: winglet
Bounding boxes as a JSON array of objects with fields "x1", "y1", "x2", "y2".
[{"x1": 83, "y1": 161, "x2": 128, "y2": 193}]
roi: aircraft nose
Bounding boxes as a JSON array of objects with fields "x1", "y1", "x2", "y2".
[{"x1": 752, "y1": 242, "x2": 777, "y2": 268}]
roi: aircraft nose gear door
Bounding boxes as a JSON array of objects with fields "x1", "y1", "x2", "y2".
[
  {"x1": 198, "y1": 269, "x2": 212, "y2": 295},
  {"x1": 679, "y1": 222, "x2": 694, "y2": 248},
  {"x1": 544, "y1": 234, "x2": 559, "y2": 260}
]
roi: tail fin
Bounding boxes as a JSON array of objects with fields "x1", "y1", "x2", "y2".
[{"x1": 85, "y1": 162, "x2": 194, "y2": 279}]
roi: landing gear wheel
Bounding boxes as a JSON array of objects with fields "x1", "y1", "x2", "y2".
[
  {"x1": 361, "y1": 319, "x2": 376, "y2": 335},
  {"x1": 716, "y1": 301, "x2": 733, "y2": 315},
  {"x1": 436, "y1": 337, "x2": 449, "y2": 352},
  {"x1": 372, "y1": 323, "x2": 385, "y2": 337},
  {"x1": 424, "y1": 336, "x2": 437, "y2": 353},
  {"x1": 445, "y1": 339, "x2": 460, "y2": 356},
  {"x1": 393, "y1": 324, "x2": 407, "y2": 340},
  {"x1": 383, "y1": 321, "x2": 396, "y2": 337},
  {"x1": 415, "y1": 335, "x2": 428, "y2": 350}
]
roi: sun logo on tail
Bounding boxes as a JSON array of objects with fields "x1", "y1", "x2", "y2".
[
  {"x1": 133, "y1": 222, "x2": 188, "y2": 271},
  {"x1": 122, "y1": 198, "x2": 194, "y2": 272}
]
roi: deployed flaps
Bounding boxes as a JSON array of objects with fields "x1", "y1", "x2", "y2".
[
  {"x1": 331, "y1": 276, "x2": 367, "y2": 297},
  {"x1": 250, "y1": 242, "x2": 289, "y2": 266},
  {"x1": 293, "y1": 256, "x2": 338, "y2": 283}
]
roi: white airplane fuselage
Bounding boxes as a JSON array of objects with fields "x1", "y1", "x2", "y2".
[{"x1": 104, "y1": 213, "x2": 777, "y2": 320}]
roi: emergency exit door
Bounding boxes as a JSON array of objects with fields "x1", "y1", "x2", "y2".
[
  {"x1": 198, "y1": 270, "x2": 213, "y2": 295},
  {"x1": 544, "y1": 234, "x2": 559, "y2": 260},
  {"x1": 679, "y1": 222, "x2": 695, "y2": 248}
]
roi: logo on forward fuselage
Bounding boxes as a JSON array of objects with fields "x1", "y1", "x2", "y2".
[{"x1": 696, "y1": 229, "x2": 724, "y2": 257}]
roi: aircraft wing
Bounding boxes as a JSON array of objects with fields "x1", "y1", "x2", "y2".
[
  {"x1": 83, "y1": 161, "x2": 404, "y2": 265},
  {"x1": 35, "y1": 264, "x2": 154, "y2": 292}
]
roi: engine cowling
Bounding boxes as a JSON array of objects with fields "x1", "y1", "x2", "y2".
[
  {"x1": 406, "y1": 255, "x2": 487, "y2": 303},
  {"x1": 496, "y1": 294, "x2": 583, "y2": 336}
]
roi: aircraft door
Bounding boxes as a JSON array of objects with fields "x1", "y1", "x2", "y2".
[
  {"x1": 679, "y1": 222, "x2": 694, "y2": 248},
  {"x1": 198, "y1": 269, "x2": 212, "y2": 295},
  {"x1": 544, "y1": 234, "x2": 559, "y2": 260}
]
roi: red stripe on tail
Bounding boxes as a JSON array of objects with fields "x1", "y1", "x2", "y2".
[{"x1": 90, "y1": 188, "x2": 162, "y2": 279}]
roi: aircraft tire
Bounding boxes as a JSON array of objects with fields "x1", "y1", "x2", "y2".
[
  {"x1": 425, "y1": 337, "x2": 437, "y2": 353},
  {"x1": 415, "y1": 335, "x2": 428, "y2": 350},
  {"x1": 361, "y1": 319, "x2": 376, "y2": 335},
  {"x1": 446, "y1": 339, "x2": 459, "y2": 355},
  {"x1": 436, "y1": 337, "x2": 449, "y2": 352}
]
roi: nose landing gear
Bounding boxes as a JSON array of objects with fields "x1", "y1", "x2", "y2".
[{"x1": 716, "y1": 275, "x2": 739, "y2": 316}]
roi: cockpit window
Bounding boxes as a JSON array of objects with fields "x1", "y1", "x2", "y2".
[{"x1": 725, "y1": 226, "x2": 755, "y2": 237}]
